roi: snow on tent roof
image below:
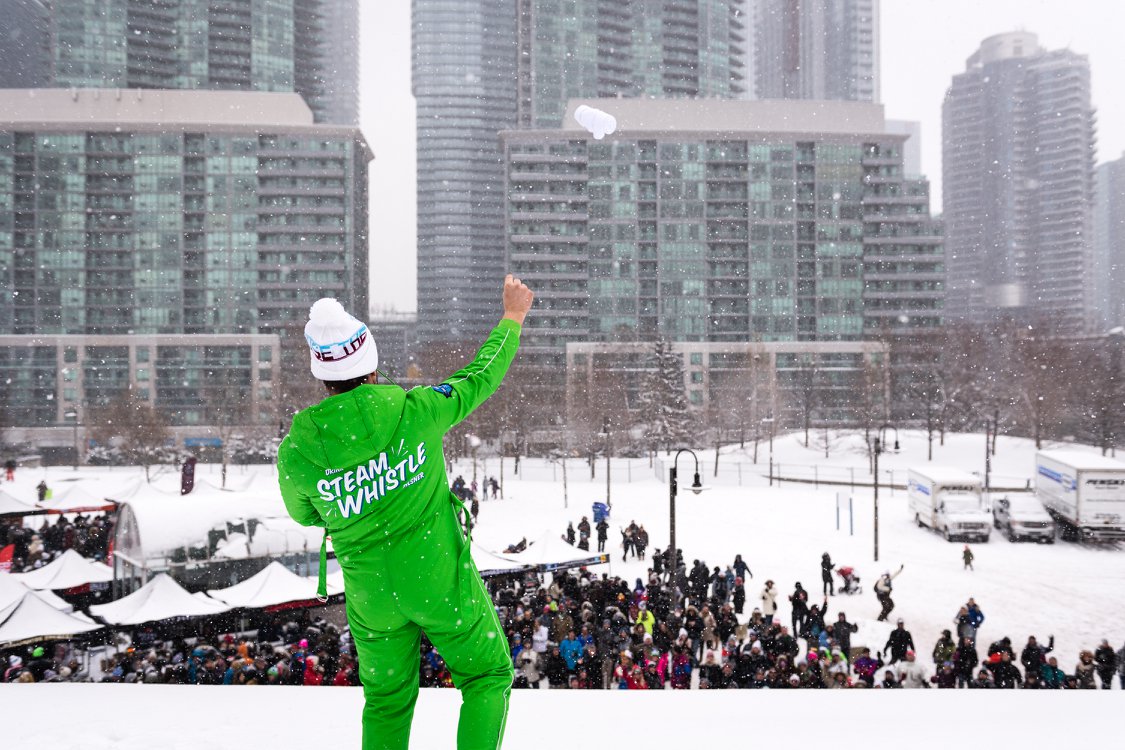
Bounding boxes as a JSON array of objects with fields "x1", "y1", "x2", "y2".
[
  {"x1": 211, "y1": 519, "x2": 325, "y2": 561},
  {"x1": 89, "y1": 573, "x2": 229, "y2": 626},
  {"x1": 0, "y1": 573, "x2": 73, "y2": 615},
  {"x1": 115, "y1": 476, "x2": 318, "y2": 561},
  {"x1": 472, "y1": 542, "x2": 535, "y2": 577},
  {"x1": 0, "y1": 489, "x2": 41, "y2": 517},
  {"x1": 503, "y1": 531, "x2": 609, "y2": 572},
  {"x1": 10, "y1": 549, "x2": 113, "y2": 591},
  {"x1": 0, "y1": 591, "x2": 103, "y2": 648},
  {"x1": 906, "y1": 466, "x2": 982, "y2": 484},
  {"x1": 35, "y1": 483, "x2": 117, "y2": 513},
  {"x1": 207, "y1": 561, "x2": 341, "y2": 608},
  {"x1": 1037, "y1": 450, "x2": 1125, "y2": 471}
]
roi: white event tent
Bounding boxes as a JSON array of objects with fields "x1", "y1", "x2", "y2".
[
  {"x1": 0, "y1": 573, "x2": 73, "y2": 614},
  {"x1": 90, "y1": 573, "x2": 230, "y2": 626},
  {"x1": 208, "y1": 561, "x2": 343, "y2": 609},
  {"x1": 11, "y1": 549, "x2": 114, "y2": 591},
  {"x1": 0, "y1": 591, "x2": 103, "y2": 647}
]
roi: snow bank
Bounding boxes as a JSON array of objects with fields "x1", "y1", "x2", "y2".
[{"x1": 0, "y1": 684, "x2": 1116, "y2": 749}]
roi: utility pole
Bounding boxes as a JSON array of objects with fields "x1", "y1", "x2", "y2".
[{"x1": 874, "y1": 437, "x2": 881, "y2": 562}]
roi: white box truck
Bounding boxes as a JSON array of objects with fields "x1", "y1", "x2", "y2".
[
  {"x1": 1035, "y1": 450, "x2": 1125, "y2": 541},
  {"x1": 908, "y1": 467, "x2": 991, "y2": 542}
]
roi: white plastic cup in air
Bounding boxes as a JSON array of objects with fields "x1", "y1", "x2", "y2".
[{"x1": 574, "y1": 105, "x2": 617, "y2": 140}]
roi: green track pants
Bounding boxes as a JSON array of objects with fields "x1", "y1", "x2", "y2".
[{"x1": 340, "y1": 501, "x2": 513, "y2": 750}]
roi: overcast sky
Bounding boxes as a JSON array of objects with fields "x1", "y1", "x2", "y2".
[{"x1": 360, "y1": 0, "x2": 1125, "y2": 315}]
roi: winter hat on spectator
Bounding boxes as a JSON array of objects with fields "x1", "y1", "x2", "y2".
[
  {"x1": 304, "y1": 298, "x2": 379, "y2": 381},
  {"x1": 8, "y1": 655, "x2": 21, "y2": 667},
  {"x1": 31, "y1": 646, "x2": 44, "y2": 658}
]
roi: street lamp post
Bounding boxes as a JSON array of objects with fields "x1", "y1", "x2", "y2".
[
  {"x1": 602, "y1": 417, "x2": 611, "y2": 510},
  {"x1": 872, "y1": 423, "x2": 898, "y2": 562},
  {"x1": 668, "y1": 448, "x2": 705, "y2": 605},
  {"x1": 873, "y1": 437, "x2": 882, "y2": 562},
  {"x1": 64, "y1": 409, "x2": 79, "y2": 471},
  {"x1": 761, "y1": 416, "x2": 775, "y2": 485}
]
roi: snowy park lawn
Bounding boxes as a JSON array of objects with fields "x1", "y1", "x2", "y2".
[
  {"x1": 3, "y1": 430, "x2": 1124, "y2": 746},
  {"x1": 0, "y1": 684, "x2": 1117, "y2": 749}
]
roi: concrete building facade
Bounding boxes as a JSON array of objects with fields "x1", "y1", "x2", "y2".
[
  {"x1": 1094, "y1": 156, "x2": 1125, "y2": 329},
  {"x1": 0, "y1": 89, "x2": 371, "y2": 442},
  {"x1": 516, "y1": 0, "x2": 748, "y2": 129},
  {"x1": 943, "y1": 32, "x2": 1097, "y2": 333},
  {"x1": 0, "y1": 0, "x2": 355, "y2": 125},
  {"x1": 753, "y1": 0, "x2": 880, "y2": 102},
  {"x1": 502, "y1": 99, "x2": 943, "y2": 379}
]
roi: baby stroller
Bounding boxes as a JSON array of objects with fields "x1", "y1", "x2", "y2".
[{"x1": 836, "y1": 566, "x2": 862, "y2": 595}]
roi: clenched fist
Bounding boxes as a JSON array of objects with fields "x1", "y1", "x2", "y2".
[{"x1": 502, "y1": 274, "x2": 534, "y2": 326}]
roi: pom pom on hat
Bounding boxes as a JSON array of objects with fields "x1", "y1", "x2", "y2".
[{"x1": 304, "y1": 298, "x2": 379, "y2": 381}]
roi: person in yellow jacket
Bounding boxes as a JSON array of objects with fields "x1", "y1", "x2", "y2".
[
  {"x1": 635, "y1": 601, "x2": 656, "y2": 635},
  {"x1": 278, "y1": 275, "x2": 534, "y2": 750}
]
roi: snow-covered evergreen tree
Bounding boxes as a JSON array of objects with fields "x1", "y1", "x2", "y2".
[{"x1": 639, "y1": 340, "x2": 693, "y2": 452}]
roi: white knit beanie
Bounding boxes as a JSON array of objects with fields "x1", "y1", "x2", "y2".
[{"x1": 304, "y1": 298, "x2": 379, "y2": 381}]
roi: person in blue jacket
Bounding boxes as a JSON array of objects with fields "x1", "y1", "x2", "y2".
[
  {"x1": 966, "y1": 597, "x2": 985, "y2": 642},
  {"x1": 560, "y1": 629, "x2": 584, "y2": 672}
]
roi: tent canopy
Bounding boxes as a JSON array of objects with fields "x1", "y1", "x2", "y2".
[
  {"x1": 502, "y1": 531, "x2": 609, "y2": 572},
  {"x1": 207, "y1": 561, "x2": 342, "y2": 609},
  {"x1": 11, "y1": 549, "x2": 114, "y2": 591},
  {"x1": 90, "y1": 573, "x2": 230, "y2": 626},
  {"x1": 0, "y1": 489, "x2": 43, "y2": 517},
  {"x1": 0, "y1": 573, "x2": 73, "y2": 615},
  {"x1": 35, "y1": 484, "x2": 116, "y2": 514},
  {"x1": 0, "y1": 591, "x2": 103, "y2": 648}
]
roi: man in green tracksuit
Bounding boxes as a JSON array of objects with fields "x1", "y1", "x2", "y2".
[{"x1": 278, "y1": 275, "x2": 534, "y2": 749}]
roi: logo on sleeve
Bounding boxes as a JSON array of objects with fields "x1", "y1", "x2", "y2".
[{"x1": 431, "y1": 383, "x2": 454, "y2": 398}]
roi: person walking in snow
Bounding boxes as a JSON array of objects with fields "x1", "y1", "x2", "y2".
[
  {"x1": 595, "y1": 518, "x2": 609, "y2": 553},
  {"x1": 1095, "y1": 639, "x2": 1118, "y2": 689},
  {"x1": 277, "y1": 275, "x2": 533, "y2": 749},
  {"x1": 884, "y1": 619, "x2": 915, "y2": 665},
  {"x1": 577, "y1": 516, "x2": 591, "y2": 551},
  {"x1": 760, "y1": 580, "x2": 778, "y2": 625},
  {"x1": 962, "y1": 544, "x2": 974, "y2": 571},
  {"x1": 820, "y1": 552, "x2": 835, "y2": 596},
  {"x1": 732, "y1": 577, "x2": 746, "y2": 615},
  {"x1": 788, "y1": 582, "x2": 809, "y2": 635},
  {"x1": 874, "y1": 565, "x2": 904, "y2": 622},
  {"x1": 733, "y1": 553, "x2": 752, "y2": 581}
]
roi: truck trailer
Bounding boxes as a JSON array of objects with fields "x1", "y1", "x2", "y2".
[
  {"x1": 908, "y1": 467, "x2": 991, "y2": 542},
  {"x1": 1035, "y1": 450, "x2": 1125, "y2": 542}
]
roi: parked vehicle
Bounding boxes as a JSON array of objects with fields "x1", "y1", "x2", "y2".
[
  {"x1": 1036, "y1": 450, "x2": 1125, "y2": 542},
  {"x1": 908, "y1": 467, "x2": 991, "y2": 542},
  {"x1": 992, "y1": 495, "x2": 1056, "y2": 543}
]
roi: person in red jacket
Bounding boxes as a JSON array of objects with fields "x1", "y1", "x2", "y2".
[
  {"x1": 332, "y1": 654, "x2": 359, "y2": 687},
  {"x1": 303, "y1": 655, "x2": 325, "y2": 686}
]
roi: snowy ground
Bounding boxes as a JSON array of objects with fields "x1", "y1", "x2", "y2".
[
  {"x1": 1, "y1": 684, "x2": 1118, "y2": 749},
  {"x1": 3, "y1": 431, "x2": 1124, "y2": 747}
]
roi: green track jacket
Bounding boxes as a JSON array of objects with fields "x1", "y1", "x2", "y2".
[{"x1": 277, "y1": 319, "x2": 521, "y2": 548}]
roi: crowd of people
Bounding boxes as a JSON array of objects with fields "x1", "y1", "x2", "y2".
[
  {"x1": 485, "y1": 544, "x2": 1125, "y2": 690},
  {"x1": 4, "y1": 510, "x2": 1125, "y2": 691},
  {"x1": 1, "y1": 511, "x2": 112, "y2": 573},
  {"x1": 2, "y1": 613, "x2": 360, "y2": 686}
]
